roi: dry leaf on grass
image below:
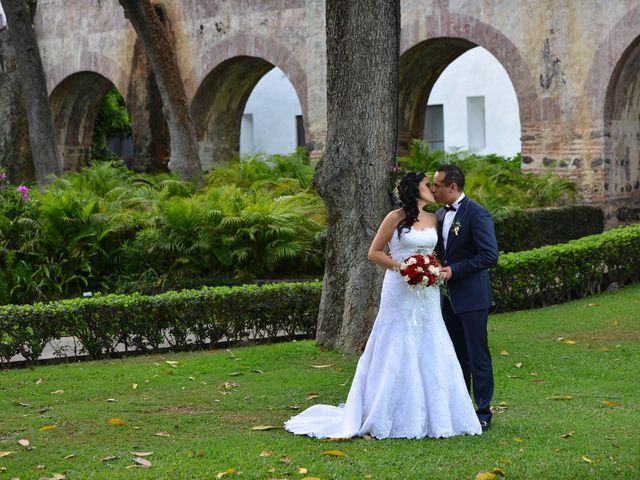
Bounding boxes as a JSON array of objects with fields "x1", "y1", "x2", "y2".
[
  {"x1": 321, "y1": 450, "x2": 347, "y2": 457},
  {"x1": 130, "y1": 451, "x2": 153, "y2": 457},
  {"x1": 36, "y1": 378, "x2": 43, "y2": 384},
  {"x1": 561, "y1": 431, "x2": 575, "y2": 438},
  {"x1": 50, "y1": 390, "x2": 64, "y2": 395},
  {"x1": 499, "y1": 351, "x2": 509, "y2": 356},
  {"x1": 513, "y1": 363, "x2": 522, "y2": 369},
  {"x1": 18, "y1": 439, "x2": 29, "y2": 448},
  {"x1": 132, "y1": 383, "x2": 138, "y2": 390},
  {"x1": 101, "y1": 455, "x2": 119, "y2": 462},
  {"x1": 106, "y1": 398, "x2": 116, "y2": 402},
  {"x1": 475, "y1": 467, "x2": 506, "y2": 480},
  {"x1": 298, "y1": 467, "x2": 308, "y2": 474},
  {"x1": 279, "y1": 455, "x2": 292, "y2": 464},
  {"x1": 259, "y1": 449, "x2": 273, "y2": 457},
  {"x1": 0, "y1": 452, "x2": 14, "y2": 458},
  {"x1": 216, "y1": 468, "x2": 236, "y2": 478},
  {"x1": 229, "y1": 372, "x2": 242, "y2": 377},
  {"x1": 561, "y1": 339, "x2": 576, "y2": 345},
  {"x1": 602, "y1": 400, "x2": 620, "y2": 407},
  {"x1": 582, "y1": 455, "x2": 593, "y2": 463},
  {"x1": 251, "y1": 425, "x2": 283, "y2": 431},
  {"x1": 514, "y1": 437, "x2": 524, "y2": 443},
  {"x1": 586, "y1": 303, "x2": 600, "y2": 307},
  {"x1": 321, "y1": 437, "x2": 352, "y2": 443},
  {"x1": 107, "y1": 418, "x2": 127, "y2": 426},
  {"x1": 155, "y1": 432, "x2": 171, "y2": 437},
  {"x1": 311, "y1": 364, "x2": 334, "y2": 369},
  {"x1": 133, "y1": 457, "x2": 152, "y2": 468},
  {"x1": 305, "y1": 393, "x2": 319, "y2": 401},
  {"x1": 63, "y1": 454, "x2": 75, "y2": 460},
  {"x1": 546, "y1": 396, "x2": 574, "y2": 400},
  {"x1": 252, "y1": 369, "x2": 264, "y2": 374},
  {"x1": 39, "y1": 425, "x2": 57, "y2": 432}
]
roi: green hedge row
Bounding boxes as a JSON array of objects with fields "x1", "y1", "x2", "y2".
[
  {"x1": 1, "y1": 225, "x2": 638, "y2": 365},
  {"x1": 0, "y1": 282, "x2": 321, "y2": 365},
  {"x1": 494, "y1": 205, "x2": 604, "y2": 252}
]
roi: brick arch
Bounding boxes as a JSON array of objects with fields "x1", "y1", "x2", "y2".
[
  {"x1": 185, "y1": 35, "x2": 308, "y2": 168},
  {"x1": 49, "y1": 71, "x2": 127, "y2": 171},
  {"x1": 46, "y1": 52, "x2": 130, "y2": 98},
  {"x1": 584, "y1": 6, "x2": 640, "y2": 209},
  {"x1": 399, "y1": 12, "x2": 539, "y2": 152}
]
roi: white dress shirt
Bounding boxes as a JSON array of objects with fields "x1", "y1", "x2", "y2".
[{"x1": 442, "y1": 193, "x2": 465, "y2": 250}]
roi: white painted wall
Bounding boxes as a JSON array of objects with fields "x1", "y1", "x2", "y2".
[
  {"x1": 427, "y1": 46, "x2": 521, "y2": 157},
  {"x1": 240, "y1": 67, "x2": 302, "y2": 155}
]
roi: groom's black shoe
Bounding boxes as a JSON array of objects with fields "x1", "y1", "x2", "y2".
[{"x1": 480, "y1": 420, "x2": 491, "y2": 432}]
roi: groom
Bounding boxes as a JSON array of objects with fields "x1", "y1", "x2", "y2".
[{"x1": 431, "y1": 165, "x2": 499, "y2": 431}]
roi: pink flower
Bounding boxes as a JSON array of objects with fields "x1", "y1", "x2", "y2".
[{"x1": 17, "y1": 185, "x2": 29, "y2": 201}]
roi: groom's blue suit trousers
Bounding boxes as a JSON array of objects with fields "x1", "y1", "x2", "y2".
[{"x1": 442, "y1": 299, "x2": 494, "y2": 423}]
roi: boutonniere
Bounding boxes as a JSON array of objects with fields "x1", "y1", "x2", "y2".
[{"x1": 451, "y1": 221, "x2": 461, "y2": 236}]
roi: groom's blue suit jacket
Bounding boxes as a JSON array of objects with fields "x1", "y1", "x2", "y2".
[{"x1": 436, "y1": 196, "x2": 499, "y2": 313}]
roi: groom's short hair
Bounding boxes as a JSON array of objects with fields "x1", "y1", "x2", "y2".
[{"x1": 436, "y1": 165, "x2": 465, "y2": 191}]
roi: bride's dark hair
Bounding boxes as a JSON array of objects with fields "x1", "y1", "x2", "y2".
[{"x1": 396, "y1": 172, "x2": 426, "y2": 238}]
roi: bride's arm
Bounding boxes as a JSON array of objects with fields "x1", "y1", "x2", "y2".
[{"x1": 368, "y1": 210, "x2": 403, "y2": 271}]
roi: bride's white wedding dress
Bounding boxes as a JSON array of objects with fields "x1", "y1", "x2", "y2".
[{"x1": 284, "y1": 227, "x2": 482, "y2": 439}]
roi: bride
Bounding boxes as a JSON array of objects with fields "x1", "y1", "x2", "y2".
[{"x1": 284, "y1": 172, "x2": 482, "y2": 439}]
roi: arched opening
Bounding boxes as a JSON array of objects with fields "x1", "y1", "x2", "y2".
[
  {"x1": 49, "y1": 72, "x2": 134, "y2": 171},
  {"x1": 190, "y1": 56, "x2": 305, "y2": 169},
  {"x1": 603, "y1": 35, "x2": 640, "y2": 220},
  {"x1": 399, "y1": 38, "x2": 521, "y2": 157}
]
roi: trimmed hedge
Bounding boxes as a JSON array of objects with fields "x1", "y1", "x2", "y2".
[
  {"x1": 494, "y1": 205, "x2": 604, "y2": 253},
  {"x1": 0, "y1": 282, "x2": 321, "y2": 365},
  {"x1": 1, "y1": 225, "x2": 639, "y2": 366}
]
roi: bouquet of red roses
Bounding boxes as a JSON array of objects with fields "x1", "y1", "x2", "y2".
[{"x1": 399, "y1": 253, "x2": 444, "y2": 289}]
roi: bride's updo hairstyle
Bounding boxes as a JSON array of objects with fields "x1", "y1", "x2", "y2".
[{"x1": 396, "y1": 172, "x2": 426, "y2": 238}]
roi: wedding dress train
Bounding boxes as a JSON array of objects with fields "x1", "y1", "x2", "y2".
[{"x1": 284, "y1": 227, "x2": 482, "y2": 439}]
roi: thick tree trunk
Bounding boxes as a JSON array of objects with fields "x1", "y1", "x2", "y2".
[
  {"x1": 314, "y1": 0, "x2": 401, "y2": 353},
  {"x1": 2, "y1": 0, "x2": 62, "y2": 185},
  {"x1": 118, "y1": 0, "x2": 203, "y2": 186}
]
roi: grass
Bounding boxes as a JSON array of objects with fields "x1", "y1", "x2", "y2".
[{"x1": 1, "y1": 284, "x2": 639, "y2": 479}]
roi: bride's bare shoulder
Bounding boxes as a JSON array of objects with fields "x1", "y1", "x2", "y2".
[{"x1": 385, "y1": 208, "x2": 405, "y2": 222}]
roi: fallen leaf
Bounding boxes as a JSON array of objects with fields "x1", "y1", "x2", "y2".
[
  {"x1": 602, "y1": 400, "x2": 620, "y2": 407},
  {"x1": 133, "y1": 457, "x2": 152, "y2": 468},
  {"x1": 63, "y1": 454, "x2": 75, "y2": 460},
  {"x1": 287, "y1": 405, "x2": 301, "y2": 410},
  {"x1": 556, "y1": 337, "x2": 565, "y2": 342},
  {"x1": 322, "y1": 437, "x2": 352, "y2": 442},
  {"x1": 561, "y1": 339, "x2": 576, "y2": 345},
  {"x1": 221, "y1": 382, "x2": 240, "y2": 391},
  {"x1": 561, "y1": 431, "x2": 575, "y2": 438},
  {"x1": 132, "y1": 383, "x2": 138, "y2": 390},
  {"x1": 321, "y1": 450, "x2": 347, "y2": 457},
  {"x1": 216, "y1": 468, "x2": 236, "y2": 478},
  {"x1": 492, "y1": 468, "x2": 507, "y2": 477},
  {"x1": 252, "y1": 369, "x2": 264, "y2": 374},
  {"x1": 499, "y1": 350, "x2": 509, "y2": 356},
  {"x1": 251, "y1": 425, "x2": 283, "y2": 431},
  {"x1": 514, "y1": 363, "x2": 522, "y2": 368},
  {"x1": 600, "y1": 347, "x2": 609, "y2": 352},
  {"x1": 39, "y1": 425, "x2": 57, "y2": 432},
  {"x1": 101, "y1": 455, "x2": 118, "y2": 462},
  {"x1": 475, "y1": 473, "x2": 496, "y2": 480},
  {"x1": 530, "y1": 372, "x2": 538, "y2": 376},
  {"x1": 514, "y1": 437, "x2": 524, "y2": 443},
  {"x1": 189, "y1": 376, "x2": 196, "y2": 381},
  {"x1": 531, "y1": 379, "x2": 546, "y2": 384},
  {"x1": 107, "y1": 418, "x2": 127, "y2": 426},
  {"x1": 586, "y1": 303, "x2": 599, "y2": 307},
  {"x1": 259, "y1": 449, "x2": 273, "y2": 457},
  {"x1": 130, "y1": 451, "x2": 153, "y2": 457},
  {"x1": 52, "y1": 475, "x2": 67, "y2": 480},
  {"x1": 165, "y1": 360, "x2": 179, "y2": 367},
  {"x1": 547, "y1": 396, "x2": 574, "y2": 400},
  {"x1": 229, "y1": 372, "x2": 242, "y2": 377},
  {"x1": 305, "y1": 393, "x2": 319, "y2": 401},
  {"x1": 582, "y1": 454, "x2": 593, "y2": 463},
  {"x1": 298, "y1": 467, "x2": 308, "y2": 474},
  {"x1": 155, "y1": 432, "x2": 171, "y2": 437},
  {"x1": 50, "y1": 389, "x2": 64, "y2": 395},
  {"x1": 106, "y1": 398, "x2": 116, "y2": 402},
  {"x1": 17, "y1": 402, "x2": 30, "y2": 407},
  {"x1": 0, "y1": 452, "x2": 14, "y2": 458},
  {"x1": 311, "y1": 364, "x2": 334, "y2": 369},
  {"x1": 18, "y1": 439, "x2": 29, "y2": 448},
  {"x1": 36, "y1": 378, "x2": 43, "y2": 384},
  {"x1": 280, "y1": 455, "x2": 292, "y2": 464}
]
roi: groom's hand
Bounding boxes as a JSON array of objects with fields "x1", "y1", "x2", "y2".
[{"x1": 440, "y1": 266, "x2": 453, "y2": 281}]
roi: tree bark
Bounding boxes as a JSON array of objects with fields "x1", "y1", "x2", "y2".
[
  {"x1": 118, "y1": 0, "x2": 203, "y2": 186},
  {"x1": 314, "y1": 0, "x2": 401, "y2": 353},
  {"x1": 2, "y1": 0, "x2": 63, "y2": 185}
]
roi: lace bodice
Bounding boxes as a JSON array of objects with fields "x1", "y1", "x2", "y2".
[{"x1": 389, "y1": 227, "x2": 438, "y2": 262}]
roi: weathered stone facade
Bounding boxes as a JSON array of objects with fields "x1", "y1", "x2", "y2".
[{"x1": 1, "y1": 0, "x2": 639, "y2": 224}]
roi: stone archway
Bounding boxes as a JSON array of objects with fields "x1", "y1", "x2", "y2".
[
  {"x1": 49, "y1": 72, "x2": 123, "y2": 170},
  {"x1": 186, "y1": 34, "x2": 308, "y2": 169},
  {"x1": 400, "y1": 13, "x2": 537, "y2": 157},
  {"x1": 603, "y1": 35, "x2": 640, "y2": 222}
]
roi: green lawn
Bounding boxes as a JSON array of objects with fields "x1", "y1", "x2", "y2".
[{"x1": 1, "y1": 284, "x2": 639, "y2": 479}]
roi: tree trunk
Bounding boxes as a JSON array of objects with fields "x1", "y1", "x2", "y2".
[
  {"x1": 314, "y1": 0, "x2": 401, "y2": 353},
  {"x1": 118, "y1": 0, "x2": 203, "y2": 186},
  {"x1": 2, "y1": 0, "x2": 63, "y2": 185}
]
